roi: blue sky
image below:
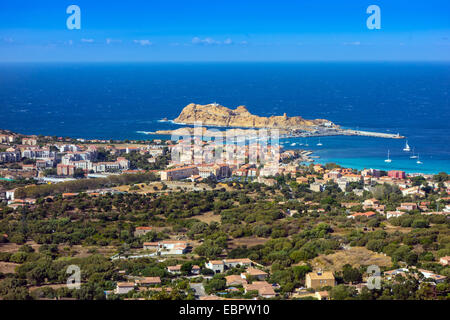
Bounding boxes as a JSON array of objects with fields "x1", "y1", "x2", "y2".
[{"x1": 0, "y1": 0, "x2": 449, "y2": 62}]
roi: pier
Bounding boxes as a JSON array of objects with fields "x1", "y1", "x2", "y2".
[
  {"x1": 341, "y1": 129, "x2": 404, "y2": 139},
  {"x1": 288, "y1": 128, "x2": 405, "y2": 139},
  {"x1": 147, "y1": 127, "x2": 405, "y2": 140}
]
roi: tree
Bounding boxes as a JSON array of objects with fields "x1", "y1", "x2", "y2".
[
  {"x1": 73, "y1": 168, "x2": 85, "y2": 179},
  {"x1": 19, "y1": 244, "x2": 35, "y2": 253},
  {"x1": 292, "y1": 265, "x2": 312, "y2": 281},
  {"x1": 392, "y1": 278, "x2": 419, "y2": 300},
  {"x1": 204, "y1": 278, "x2": 226, "y2": 294},
  {"x1": 415, "y1": 283, "x2": 436, "y2": 300},
  {"x1": 358, "y1": 287, "x2": 375, "y2": 300},
  {"x1": 43, "y1": 168, "x2": 57, "y2": 177},
  {"x1": 366, "y1": 239, "x2": 385, "y2": 253},
  {"x1": 73, "y1": 282, "x2": 106, "y2": 300},
  {"x1": 14, "y1": 188, "x2": 27, "y2": 200},
  {"x1": 411, "y1": 219, "x2": 429, "y2": 229},
  {"x1": 411, "y1": 176, "x2": 426, "y2": 187},
  {"x1": 181, "y1": 262, "x2": 193, "y2": 274},
  {"x1": 10, "y1": 251, "x2": 28, "y2": 264},
  {"x1": 194, "y1": 239, "x2": 224, "y2": 259},
  {"x1": 433, "y1": 172, "x2": 449, "y2": 183},
  {"x1": 330, "y1": 284, "x2": 357, "y2": 300},
  {"x1": 201, "y1": 268, "x2": 214, "y2": 276},
  {"x1": 342, "y1": 264, "x2": 362, "y2": 284},
  {"x1": 0, "y1": 278, "x2": 31, "y2": 300},
  {"x1": 405, "y1": 252, "x2": 418, "y2": 266}
]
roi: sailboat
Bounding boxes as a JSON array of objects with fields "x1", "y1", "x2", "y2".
[
  {"x1": 410, "y1": 147, "x2": 418, "y2": 159},
  {"x1": 403, "y1": 140, "x2": 411, "y2": 152},
  {"x1": 317, "y1": 139, "x2": 323, "y2": 146},
  {"x1": 304, "y1": 139, "x2": 309, "y2": 147},
  {"x1": 416, "y1": 154, "x2": 423, "y2": 164},
  {"x1": 384, "y1": 150, "x2": 392, "y2": 163}
]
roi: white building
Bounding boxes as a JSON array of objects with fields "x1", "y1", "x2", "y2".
[
  {"x1": 160, "y1": 166, "x2": 199, "y2": 181},
  {"x1": 206, "y1": 258, "x2": 253, "y2": 274},
  {"x1": 115, "y1": 282, "x2": 135, "y2": 295},
  {"x1": 167, "y1": 265, "x2": 182, "y2": 274},
  {"x1": 386, "y1": 211, "x2": 405, "y2": 219},
  {"x1": 223, "y1": 258, "x2": 253, "y2": 269},
  {"x1": 206, "y1": 260, "x2": 225, "y2": 274},
  {"x1": 5, "y1": 189, "x2": 16, "y2": 201},
  {"x1": 439, "y1": 256, "x2": 450, "y2": 266},
  {"x1": 143, "y1": 240, "x2": 189, "y2": 255}
]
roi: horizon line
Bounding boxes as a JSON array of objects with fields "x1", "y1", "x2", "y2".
[{"x1": 1, "y1": 60, "x2": 450, "y2": 64}]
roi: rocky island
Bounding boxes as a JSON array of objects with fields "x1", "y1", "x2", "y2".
[
  {"x1": 173, "y1": 103, "x2": 337, "y2": 129},
  {"x1": 146, "y1": 103, "x2": 404, "y2": 140}
]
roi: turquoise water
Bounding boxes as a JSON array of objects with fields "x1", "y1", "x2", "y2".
[
  {"x1": 282, "y1": 136, "x2": 449, "y2": 174},
  {"x1": 0, "y1": 62, "x2": 449, "y2": 174}
]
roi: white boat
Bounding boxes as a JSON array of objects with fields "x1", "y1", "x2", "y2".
[
  {"x1": 410, "y1": 147, "x2": 418, "y2": 159},
  {"x1": 290, "y1": 143, "x2": 296, "y2": 146},
  {"x1": 304, "y1": 140, "x2": 309, "y2": 147},
  {"x1": 317, "y1": 139, "x2": 323, "y2": 146},
  {"x1": 384, "y1": 150, "x2": 392, "y2": 163},
  {"x1": 416, "y1": 154, "x2": 423, "y2": 164},
  {"x1": 403, "y1": 140, "x2": 411, "y2": 152}
]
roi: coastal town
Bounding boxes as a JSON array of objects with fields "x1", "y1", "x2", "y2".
[{"x1": 0, "y1": 128, "x2": 449, "y2": 300}]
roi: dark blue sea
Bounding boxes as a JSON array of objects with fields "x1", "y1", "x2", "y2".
[{"x1": 0, "y1": 62, "x2": 449, "y2": 174}]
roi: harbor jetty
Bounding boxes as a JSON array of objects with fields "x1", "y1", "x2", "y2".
[
  {"x1": 342, "y1": 129, "x2": 404, "y2": 139},
  {"x1": 145, "y1": 127, "x2": 405, "y2": 140},
  {"x1": 290, "y1": 128, "x2": 405, "y2": 139}
]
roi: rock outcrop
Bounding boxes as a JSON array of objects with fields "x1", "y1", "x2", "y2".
[{"x1": 173, "y1": 103, "x2": 335, "y2": 129}]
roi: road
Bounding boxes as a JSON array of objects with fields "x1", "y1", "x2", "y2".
[{"x1": 110, "y1": 252, "x2": 157, "y2": 260}]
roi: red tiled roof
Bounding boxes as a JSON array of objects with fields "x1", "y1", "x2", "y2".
[
  {"x1": 351, "y1": 211, "x2": 377, "y2": 217},
  {"x1": 136, "y1": 227, "x2": 152, "y2": 230}
]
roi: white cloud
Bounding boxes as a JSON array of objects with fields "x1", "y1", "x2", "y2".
[
  {"x1": 81, "y1": 38, "x2": 94, "y2": 43},
  {"x1": 133, "y1": 39, "x2": 152, "y2": 46},
  {"x1": 192, "y1": 37, "x2": 218, "y2": 45},
  {"x1": 343, "y1": 41, "x2": 361, "y2": 46},
  {"x1": 106, "y1": 38, "x2": 122, "y2": 45},
  {"x1": 191, "y1": 37, "x2": 240, "y2": 46}
]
